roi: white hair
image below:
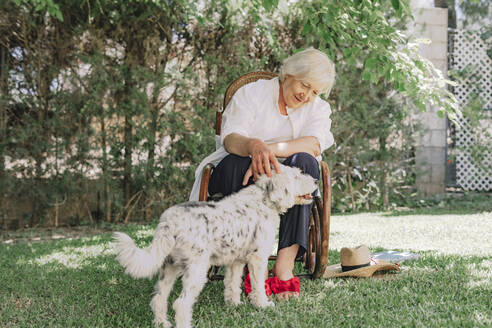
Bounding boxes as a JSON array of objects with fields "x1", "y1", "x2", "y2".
[{"x1": 279, "y1": 48, "x2": 336, "y2": 96}]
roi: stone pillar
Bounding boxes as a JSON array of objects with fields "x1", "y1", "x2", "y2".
[{"x1": 411, "y1": 7, "x2": 448, "y2": 196}]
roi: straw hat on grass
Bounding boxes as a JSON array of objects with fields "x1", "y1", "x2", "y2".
[{"x1": 323, "y1": 245, "x2": 400, "y2": 278}]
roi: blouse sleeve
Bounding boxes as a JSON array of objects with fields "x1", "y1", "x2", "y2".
[
  {"x1": 299, "y1": 101, "x2": 334, "y2": 153},
  {"x1": 219, "y1": 84, "x2": 257, "y2": 146}
]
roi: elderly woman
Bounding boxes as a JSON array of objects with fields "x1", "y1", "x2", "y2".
[{"x1": 190, "y1": 48, "x2": 335, "y2": 300}]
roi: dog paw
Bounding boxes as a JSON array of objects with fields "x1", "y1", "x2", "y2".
[
  {"x1": 258, "y1": 300, "x2": 275, "y2": 308},
  {"x1": 224, "y1": 294, "x2": 243, "y2": 306},
  {"x1": 154, "y1": 319, "x2": 172, "y2": 328},
  {"x1": 226, "y1": 298, "x2": 243, "y2": 306},
  {"x1": 251, "y1": 297, "x2": 274, "y2": 308}
]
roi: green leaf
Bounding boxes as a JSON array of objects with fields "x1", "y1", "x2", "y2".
[
  {"x1": 302, "y1": 21, "x2": 312, "y2": 36},
  {"x1": 365, "y1": 58, "x2": 377, "y2": 69},
  {"x1": 55, "y1": 10, "x2": 64, "y2": 22},
  {"x1": 311, "y1": 14, "x2": 319, "y2": 26},
  {"x1": 328, "y1": 37, "x2": 337, "y2": 51},
  {"x1": 362, "y1": 71, "x2": 372, "y2": 81},
  {"x1": 385, "y1": 69, "x2": 392, "y2": 81},
  {"x1": 262, "y1": 0, "x2": 272, "y2": 11},
  {"x1": 377, "y1": 64, "x2": 385, "y2": 75},
  {"x1": 262, "y1": 0, "x2": 279, "y2": 11},
  {"x1": 399, "y1": 81, "x2": 406, "y2": 92},
  {"x1": 391, "y1": 0, "x2": 400, "y2": 12},
  {"x1": 415, "y1": 100, "x2": 426, "y2": 111}
]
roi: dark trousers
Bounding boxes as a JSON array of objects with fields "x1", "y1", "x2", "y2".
[{"x1": 209, "y1": 152, "x2": 320, "y2": 259}]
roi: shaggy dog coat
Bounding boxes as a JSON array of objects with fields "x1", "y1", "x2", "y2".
[{"x1": 113, "y1": 165, "x2": 317, "y2": 328}]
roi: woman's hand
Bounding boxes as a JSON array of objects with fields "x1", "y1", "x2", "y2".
[
  {"x1": 222, "y1": 134, "x2": 281, "y2": 185},
  {"x1": 243, "y1": 139, "x2": 281, "y2": 185}
]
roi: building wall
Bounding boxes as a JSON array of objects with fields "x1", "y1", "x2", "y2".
[{"x1": 410, "y1": 7, "x2": 449, "y2": 196}]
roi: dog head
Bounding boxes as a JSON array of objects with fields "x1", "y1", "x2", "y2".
[{"x1": 256, "y1": 164, "x2": 318, "y2": 213}]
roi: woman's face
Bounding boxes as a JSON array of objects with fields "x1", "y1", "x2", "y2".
[{"x1": 281, "y1": 75, "x2": 323, "y2": 109}]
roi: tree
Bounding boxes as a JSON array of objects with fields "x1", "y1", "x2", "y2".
[
  {"x1": 0, "y1": 0, "x2": 87, "y2": 226},
  {"x1": 0, "y1": 0, "x2": 463, "y2": 226}
]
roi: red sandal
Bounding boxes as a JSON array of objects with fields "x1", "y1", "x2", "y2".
[{"x1": 269, "y1": 276, "x2": 300, "y2": 295}]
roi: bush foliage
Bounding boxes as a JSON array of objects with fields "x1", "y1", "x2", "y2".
[{"x1": 0, "y1": 0, "x2": 459, "y2": 227}]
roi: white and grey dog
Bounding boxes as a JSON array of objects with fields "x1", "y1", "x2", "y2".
[{"x1": 113, "y1": 164, "x2": 317, "y2": 328}]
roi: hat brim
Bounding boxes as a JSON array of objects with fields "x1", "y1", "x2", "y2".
[{"x1": 323, "y1": 259, "x2": 400, "y2": 278}]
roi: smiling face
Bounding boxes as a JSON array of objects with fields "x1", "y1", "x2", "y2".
[{"x1": 280, "y1": 75, "x2": 324, "y2": 109}]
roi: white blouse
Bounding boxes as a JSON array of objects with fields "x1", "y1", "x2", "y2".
[{"x1": 189, "y1": 77, "x2": 334, "y2": 201}]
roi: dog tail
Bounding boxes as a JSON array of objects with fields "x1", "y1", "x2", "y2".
[{"x1": 113, "y1": 231, "x2": 172, "y2": 279}]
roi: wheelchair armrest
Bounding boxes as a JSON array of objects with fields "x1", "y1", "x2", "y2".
[{"x1": 199, "y1": 163, "x2": 215, "y2": 201}]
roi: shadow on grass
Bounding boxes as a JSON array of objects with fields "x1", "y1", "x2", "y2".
[
  {"x1": 332, "y1": 193, "x2": 492, "y2": 217},
  {"x1": 1, "y1": 252, "x2": 156, "y2": 326}
]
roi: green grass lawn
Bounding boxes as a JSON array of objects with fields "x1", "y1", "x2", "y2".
[{"x1": 2, "y1": 206, "x2": 491, "y2": 327}]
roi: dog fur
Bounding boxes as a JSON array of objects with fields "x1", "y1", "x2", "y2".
[{"x1": 113, "y1": 164, "x2": 317, "y2": 328}]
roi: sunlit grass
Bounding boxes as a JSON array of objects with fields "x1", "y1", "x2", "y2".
[
  {"x1": 330, "y1": 211, "x2": 492, "y2": 256},
  {"x1": 1, "y1": 210, "x2": 491, "y2": 327},
  {"x1": 466, "y1": 259, "x2": 492, "y2": 288},
  {"x1": 25, "y1": 244, "x2": 113, "y2": 269}
]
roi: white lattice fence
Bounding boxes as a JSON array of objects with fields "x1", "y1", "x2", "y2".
[{"x1": 449, "y1": 29, "x2": 492, "y2": 191}]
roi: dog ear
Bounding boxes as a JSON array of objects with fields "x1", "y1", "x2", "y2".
[{"x1": 267, "y1": 172, "x2": 295, "y2": 210}]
